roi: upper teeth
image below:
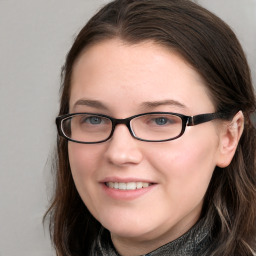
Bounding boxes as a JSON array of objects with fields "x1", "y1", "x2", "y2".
[{"x1": 106, "y1": 182, "x2": 150, "y2": 190}]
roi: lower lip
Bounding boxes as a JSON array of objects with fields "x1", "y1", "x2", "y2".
[{"x1": 101, "y1": 183, "x2": 156, "y2": 200}]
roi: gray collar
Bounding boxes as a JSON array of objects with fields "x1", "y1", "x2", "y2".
[{"x1": 92, "y1": 218, "x2": 211, "y2": 256}]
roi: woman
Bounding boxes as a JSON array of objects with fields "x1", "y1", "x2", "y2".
[{"x1": 45, "y1": 0, "x2": 256, "y2": 255}]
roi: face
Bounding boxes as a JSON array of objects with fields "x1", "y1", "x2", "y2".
[{"x1": 68, "y1": 39, "x2": 223, "y2": 253}]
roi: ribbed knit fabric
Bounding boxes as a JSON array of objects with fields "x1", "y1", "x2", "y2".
[{"x1": 91, "y1": 218, "x2": 211, "y2": 256}]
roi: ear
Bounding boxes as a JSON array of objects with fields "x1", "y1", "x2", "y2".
[{"x1": 216, "y1": 111, "x2": 244, "y2": 168}]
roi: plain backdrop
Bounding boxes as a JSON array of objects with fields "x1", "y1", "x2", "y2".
[{"x1": 0, "y1": 1, "x2": 255, "y2": 255}]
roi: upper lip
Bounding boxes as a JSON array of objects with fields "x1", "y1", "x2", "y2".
[{"x1": 100, "y1": 176, "x2": 156, "y2": 184}]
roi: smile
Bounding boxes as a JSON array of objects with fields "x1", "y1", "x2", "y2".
[{"x1": 105, "y1": 182, "x2": 151, "y2": 190}]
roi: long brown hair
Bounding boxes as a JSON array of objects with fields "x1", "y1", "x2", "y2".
[{"x1": 45, "y1": 0, "x2": 256, "y2": 255}]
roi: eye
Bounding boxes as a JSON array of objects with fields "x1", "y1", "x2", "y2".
[
  {"x1": 78, "y1": 114, "x2": 112, "y2": 128},
  {"x1": 137, "y1": 114, "x2": 180, "y2": 128},
  {"x1": 151, "y1": 116, "x2": 178, "y2": 126},
  {"x1": 77, "y1": 115, "x2": 105, "y2": 125},
  {"x1": 154, "y1": 117, "x2": 168, "y2": 125},
  {"x1": 85, "y1": 116, "x2": 103, "y2": 125}
]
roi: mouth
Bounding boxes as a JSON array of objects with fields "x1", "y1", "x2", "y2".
[
  {"x1": 102, "y1": 179, "x2": 156, "y2": 200},
  {"x1": 105, "y1": 181, "x2": 153, "y2": 190}
]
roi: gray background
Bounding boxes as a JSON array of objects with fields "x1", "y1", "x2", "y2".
[{"x1": 0, "y1": 1, "x2": 255, "y2": 255}]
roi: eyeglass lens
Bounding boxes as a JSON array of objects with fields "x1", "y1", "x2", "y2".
[{"x1": 61, "y1": 113, "x2": 183, "y2": 143}]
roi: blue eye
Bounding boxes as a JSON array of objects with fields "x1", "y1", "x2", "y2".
[
  {"x1": 154, "y1": 117, "x2": 168, "y2": 125},
  {"x1": 87, "y1": 116, "x2": 102, "y2": 124}
]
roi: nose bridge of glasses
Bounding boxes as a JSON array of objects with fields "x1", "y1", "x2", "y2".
[{"x1": 110, "y1": 117, "x2": 135, "y2": 137}]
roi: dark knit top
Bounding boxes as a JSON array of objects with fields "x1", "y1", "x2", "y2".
[{"x1": 90, "y1": 218, "x2": 212, "y2": 256}]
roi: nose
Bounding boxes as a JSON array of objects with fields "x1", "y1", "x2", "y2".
[{"x1": 104, "y1": 124, "x2": 143, "y2": 166}]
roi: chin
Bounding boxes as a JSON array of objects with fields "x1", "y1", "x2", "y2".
[{"x1": 99, "y1": 215, "x2": 153, "y2": 239}]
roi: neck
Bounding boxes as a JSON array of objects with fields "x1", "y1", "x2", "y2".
[{"x1": 111, "y1": 214, "x2": 201, "y2": 256}]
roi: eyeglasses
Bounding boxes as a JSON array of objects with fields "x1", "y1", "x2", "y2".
[{"x1": 56, "y1": 111, "x2": 229, "y2": 144}]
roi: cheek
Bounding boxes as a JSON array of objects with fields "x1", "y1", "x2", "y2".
[
  {"x1": 68, "y1": 143, "x2": 107, "y2": 215},
  {"x1": 68, "y1": 143, "x2": 104, "y2": 188},
  {"x1": 149, "y1": 132, "x2": 219, "y2": 198}
]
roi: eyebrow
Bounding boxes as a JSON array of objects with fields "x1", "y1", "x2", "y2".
[
  {"x1": 73, "y1": 99, "x2": 108, "y2": 110},
  {"x1": 72, "y1": 99, "x2": 187, "y2": 111},
  {"x1": 140, "y1": 99, "x2": 187, "y2": 109}
]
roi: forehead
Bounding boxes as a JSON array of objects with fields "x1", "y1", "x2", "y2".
[{"x1": 70, "y1": 39, "x2": 214, "y2": 115}]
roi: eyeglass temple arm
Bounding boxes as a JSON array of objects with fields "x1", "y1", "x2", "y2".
[
  {"x1": 56, "y1": 117, "x2": 64, "y2": 136},
  {"x1": 187, "y1": 112, "x2": 230, "y2": 126}
]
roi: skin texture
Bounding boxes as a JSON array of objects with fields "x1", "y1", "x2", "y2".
[{"x1": 68, "y1": 39, "x2": 244, "y2": 256}]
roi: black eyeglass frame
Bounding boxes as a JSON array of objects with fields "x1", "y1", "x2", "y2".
[{"x1": 56, "y1": 111, "x2": 231, "y2": 144}]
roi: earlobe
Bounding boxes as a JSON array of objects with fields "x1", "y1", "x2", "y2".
[{"x1": 216, "y1": 111, "x2": 244, "y2": 168}]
